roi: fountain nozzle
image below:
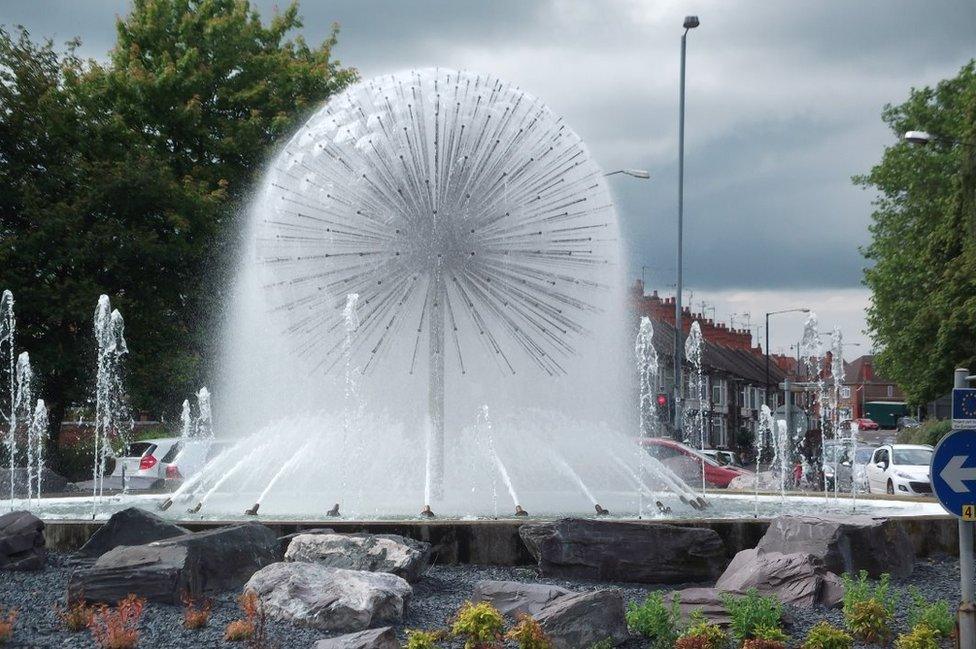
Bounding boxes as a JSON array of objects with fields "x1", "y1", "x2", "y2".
[
  {"x1": 514, "y1": 505, "x2": 528, "y2": 517},
  {"x1": 696, "y1": 496, "x2": 709, "y2": 509},
  {"x1": 655, "y1": 500, "x2": 672, "y2": 515},
  {"x1": 420, "y1": 505, "x2": 435, "y2": 518},
  {"x1": 594, "y1": 504, "x2": 610, "y2": 516},
  {"x1": 187, "y1": 502, "x2": 202, "y2": 514},
  {"x1": 327, "y1": 504, "x2": 340, "y2": 517},
  {"x1": 158, "y1": 498, "x2": 173, "y2": 512},
  {"x1": 245, "y1": 503, "x2": 260, "y2": 516}
]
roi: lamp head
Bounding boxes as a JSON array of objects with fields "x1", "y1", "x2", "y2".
[
  {"x1": 684, "y1": 16, "x2": 700, "y2": 29},
  {"x1": 904, "y1": 130, "x2": 932, "y2": 145}
]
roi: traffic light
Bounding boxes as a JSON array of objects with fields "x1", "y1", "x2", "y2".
[{"x1": 656, "y1": 393, "x2": 669, "y2": 418}]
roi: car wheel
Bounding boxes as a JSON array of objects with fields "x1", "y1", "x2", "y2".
[{"x1": 886, "y1": 480, "x2": 894, "y2": 495}]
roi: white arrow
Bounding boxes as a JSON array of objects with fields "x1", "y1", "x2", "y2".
[{"x1": 940, "y1": 455, "x2": 976, "y2": 493}]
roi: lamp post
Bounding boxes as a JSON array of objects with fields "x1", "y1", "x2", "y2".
[
  {"x1": 764, "y1": 308, "x2": 810, "y2": 407},
  {"x1": 674, "y1": 15, "x2": 700, "y2": 436}
]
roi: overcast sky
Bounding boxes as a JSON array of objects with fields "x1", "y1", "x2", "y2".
[{"x1": 3, "y1": 0, "x2": 974, "y2": 353}]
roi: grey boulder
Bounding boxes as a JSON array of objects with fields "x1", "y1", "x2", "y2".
[
  {"x1": 473, "y1": 580, "x2": 571, "y2": 617},
  {"x1": 69, "y1": 522, "x2": 279, "y2": 603},
  {"x1": 519, "y1": 518, "x2": 726, "y2": 583},
  {"x1": 715, "y1": 548, "x2": 843, "y2": 607},
  {"x1": 286, "y1": 532, "x2": 431, "y2": 583},
  {"x1": 247, "y1": 562, "x2": 411, "y2": 632},
  {"x1": 0, "y1": 510, "x2": 46, "y2": 570},
  {"x1": 758, "y1": 515, "x2": 914, "y2": 578},
  {"x1": 536, "y1": 589, "x2": 629, "y2": 649},
  {"x1": 312, "y1": 627, "x2": 399, "y2": 649},
  {"x1": 76, "y1": 507, "x2": 188, "y2": 558}
]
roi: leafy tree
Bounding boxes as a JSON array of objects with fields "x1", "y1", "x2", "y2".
[
  {"x1": 0, "y1": 1, "x2": 356, "y2": 469},
  {"x1": 857, "y1": 60, "x2": 976, "y2": 405}
]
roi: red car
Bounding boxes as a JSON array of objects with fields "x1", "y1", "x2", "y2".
[
  {"x1": 640, "y1": 438, "x2": 749, "y2": 488},
  {"x1": 842, "y1": 418, "x2": 879, "y2": 431}
]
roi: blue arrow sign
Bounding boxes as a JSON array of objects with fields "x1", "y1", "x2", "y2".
[{"x1": 931, "y1": 429, "x2": 976, "y2": 519}]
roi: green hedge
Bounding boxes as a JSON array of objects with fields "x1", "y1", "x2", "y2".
[{"x1": 896, "y1": 420, "x2": 951, "y2": 446}]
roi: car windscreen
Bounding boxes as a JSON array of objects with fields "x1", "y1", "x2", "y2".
[
  {"x1": 893, "y1": 448, "x2": 932, "y2": 465},
  {"x1": 123, "y1": 442, "x2": 154, "y2": 458},
  {"x1": 855, "y1": 448, "x2": 875, "y2": 463}
]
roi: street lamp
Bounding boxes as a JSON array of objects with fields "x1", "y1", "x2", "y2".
[
  {"x1": 674, "y1": 15, "x2": 700, "y2": 435},
  {"x1": 764, "y1": 308, "x2": 810, "y2": 407},
  {"x1": 605, "y1": 169, "x2": 650, "y2": 179},
  {"x1": 904, "y1": 130, "x2": 932, "y2": 145}
]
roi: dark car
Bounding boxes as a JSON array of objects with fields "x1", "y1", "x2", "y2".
[{"x1": 896, "y1": 416, "x2": 920, "y2": 432}]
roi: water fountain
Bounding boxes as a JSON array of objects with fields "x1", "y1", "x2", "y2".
[
  {"x1": 91, "y1": 295, "x2": 130, "y2": 510},
  {"x1": 635, "y1": 316, "x2": 658, "y2": 517},
  {"x1": 684, "y1": 321, "x2": 707, "y2": 493},
  {"x1": 798, "y1": 313, "x2": 824, "y2": 495}
]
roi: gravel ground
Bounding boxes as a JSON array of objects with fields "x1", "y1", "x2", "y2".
[{"x1": 0, "y1": 552, "x2": 963, "y2": 648}]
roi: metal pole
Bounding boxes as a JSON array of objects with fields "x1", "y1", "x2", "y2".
[
  {"x1": 955, "y1": 367, "x2": 974, "y2": 649},
  {"x1": 764, "y1": 313, "x2": 771, "y2": 406},
  {"x1": 674, "y1": 28, "x2": 688, "y2": 436}
]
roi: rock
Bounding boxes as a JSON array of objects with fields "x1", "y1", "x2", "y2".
[
  {"x1": 312, "y1": 627, "x2": 399, "y2": 649},
  {"x1": 246, "y1": 562, "x2": 411, "y2": 632},
  {"x1": 536, "y1": 589, "x2": 629, "y2": 649},
  {"x1": 519, "y1": 518, "x2": 726, "y2": 583},
  {"x1": 0, "y1": 468, "x2": 75, "y2": 496},
  {"x1": 286, "y1": 533, "x2": 431, "y2": 583},
  {"x1": 77, "y1": 507, "x2": 188, "y2": 558},
  {"x1": 0, "y1": 510, "x2": 46, "y2": 570},
  {"x1": 69, "y1": 522, "x2": 279, "y2": 604},
  {"x1": 277, "y1": 528, "x2": 334, "y2": 556},
  {"x1": 758, "y1": 515, "x2": 914, "y2": 578},
  {"x1": 715, "y1": 548, "x2": 843, "y2": 607},
  {"x1": 473, "y1": 580, "x2": 571, "y2": 617}
]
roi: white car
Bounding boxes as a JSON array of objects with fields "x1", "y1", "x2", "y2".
[
  {"x1": 865, "y1": 444, "x2": 933, "y2": 496},
  {"x1": 161, "y1": 438, "x2": 231, "y2": 483},
  {"x1": 110, "y1": 438, "x2": 181, "y2": 479}
]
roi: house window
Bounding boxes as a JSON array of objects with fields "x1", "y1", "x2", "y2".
[
  {"x1": 840, "y1": 386, "x2": 851, "y2": 399},
  {"x1": 712, "y1": 380, "x2": 725, "y2": 406},
  {"x1": 887, "y1": 385, "x2": 894, "y2": 398}
]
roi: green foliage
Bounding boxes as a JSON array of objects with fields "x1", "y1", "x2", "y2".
[
  {"x1": 895, "y1": 624, "x2": 941, "y2": 649},
  {"x1": 720, "y1": 589, "x2": 784, "y2": 642},
  {"x1": 857, "y1": 60, "x2": 976, "y2": 404},
  {"x1": 505, "y1": 613, "x2": 552, "y2": 649},
  {"x1": 675, "y1": 613, "x2": 728, "y2": 649},
  {"x1": 897, "y1": 419, "x2": 951, "y2": 445},
  {"x1": 0, "y1": 2, "x2": 357, "y2": 462},
  {"x1": 586, "y1": 640, "x2": 614, "y2": 649},
  {"x1": 740, "y1": 640, "x2": 786, "y2": 649},
  {"x1": 625, "y1": 591, "x2": 683, "y2": 648},
  {"x1": 845, "y1": 600, "x2": 892, "y2": 644},
  {"x1": 906, "y1": 586, "x2": 954, "y2": 637},
  {"x1": 404, "y1": 629, "x2": 446, "y2": 649},
  {"x1": 841, "y1": 571, "x2": 899, "y2": 616},
  {"x1": 450, "y1": 601, "x2": 504, "y2": 649},
  {"x1": 802, "y1": 621, "x2": 853, "y2": 649}
]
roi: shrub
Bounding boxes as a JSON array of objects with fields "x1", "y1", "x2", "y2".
[
  {"x1": 451, "y1": 601, "x2": 505, "y2": 649},
  {"x1": 841, "y1": 571, "x2": 899, "y2": 615},
  {"x1": 505, "y1": 613, "x2": 552, "y2": 649},
  {"x1": 182, "y1": 593, "x2": 212, "y2": 630},
  {"x1": 906, "y1": 586, "x2": 954, "y2": 637},
  {"x1": 741, "y1": 640, "x2": 786, "y2": 649},
  {"x1": 897, "y1": 419, "x2": 950, "y2": 446},
  {"x1": 225, "y1": 590, "x2": 266, "y2": 645},
  {"x1": 0, "y1": 609, "x2": 16, "y2": 644},
  {"x1": 587, "y1": 640, "x2": 614, "y2": 649},
  {"x1": 404, "y1": 629, "x2": 446, "y2": 649},
  {"x1": 802, "y1": 621, "x2": 853, "y2": 649},
  {"x1": 88, "y1": 594, "x2": 144, "y2": 649},
  {"x1": 894, "y1": 624, "x2": 940, "y2": 649},
  {"x1": 57, "y1": 600, "x2": 95, "y2": 632},
  {"x1": 845, "y1": 600, "x2": 892, "y2": 643},
  {"x1": 675, "y1": 612, "x2": 728, "y2": 649},
  {"x1": 625, "y1": 591, "x2": 683, "y2": 648},
  {"x1": 224, "y1": 619, "x2": 254, "y2": 642},
  {"x1": 720, "y1": 589, "x2": 784, "y2": 642}
]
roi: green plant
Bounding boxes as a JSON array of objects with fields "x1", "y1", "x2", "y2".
[
  {"x1": 451, "y1": 601, "x2": 504, "y2": 649},
  {"x1": 897, "y1": 419, "x2": 951, "y2": 446},
  {"x1": 586, "y1": 640, "x2": 614, "y2": 649},
  {"x1": 741, "y1": 640, "x2": 786, "y2": 649},
  {"x1": 405, "y1": 629, "x2": 447, "y2": 649},
  {"x1": 802, "y1": 621, "x2": 853, "y2": 649},
  {"x1": 894, "y1": 624, "x2": 941, "y2": 649},
  {"x1": 675, "y1": 612, "x2": 728, "y2": 649},
  {"x1": 906, "y1": 586, "x2": 954, "y2": 637},
  {"x1": 625, "y1": 592, "x2": 683, "y2": 648},
  {"x1": 505, "y1": 613, "x2": 552, "y2": 649},
  {"x1": 720, "y1": 589, "x2": 784, "y2": 642},
  {"x1": 845, "y1": 599, "x2": 892, "y2": 644},
  {"x1": 841, "y1": 571, "x2": 899, "y2": 616}
]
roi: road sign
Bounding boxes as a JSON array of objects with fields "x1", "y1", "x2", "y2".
[
  {"x1": 931, "y1": 428, "x2": 976, "y2": 517},
  {"x1": 952, "y1": 388, "x2": 976, "y2": 428}
]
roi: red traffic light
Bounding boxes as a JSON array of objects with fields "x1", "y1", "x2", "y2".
[{"x1": 656, "y1": 393, "x2": 668, "y2": 407}]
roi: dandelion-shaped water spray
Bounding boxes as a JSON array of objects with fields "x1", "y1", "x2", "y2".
[{"x1": 253, "y1": 69, "x2": 619, "y2": 499}]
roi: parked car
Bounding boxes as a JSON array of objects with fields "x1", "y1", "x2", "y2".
[
  {"x1": 702, "y1": 449, "x2": 743, "y2": 468},
  {"x1": 865, "y1": 444, "x2": 933, "y2": 496},
  {"x1": 161, "y1": 438, "x2": 231, "y2": 483},
  {"x1": 641, "y1": 438, "x2": 749, "y2": 488},
  {"x1": 110, "y1": 438, "x2": 181, "y2": 480},
  {"x1": 823, "y1": 442, "x2": 876, "y2": 491},
  {"x1": 896, "y1": 416, "x2": 921, "y2": 432},
  {"x1": 840, "y1": 418, "x2": 880, "y2": 432}
]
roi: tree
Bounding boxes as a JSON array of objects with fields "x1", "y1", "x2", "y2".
[
  {"x1": 0, "y1": 1, "x2": 356, "y2": 469},
  {"x1": 857, "y1": 61, "x2": 976, "y2": 405}
]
